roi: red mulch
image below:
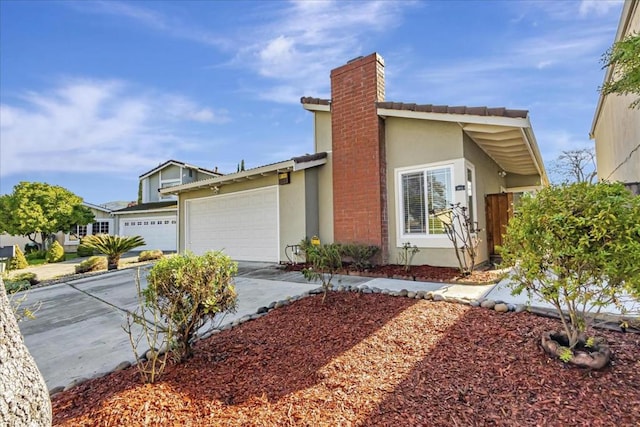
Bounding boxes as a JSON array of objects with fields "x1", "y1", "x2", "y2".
[
  {"x1": 52, "y1": 293, "x2": 640, "y2": 426},
  {"x1": 285, "y1": 263, "x2": 502, "y2": 284}
]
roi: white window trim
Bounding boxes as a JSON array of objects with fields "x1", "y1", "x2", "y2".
[
  {"x1": 465, "y1": 161, "x2": 478, "y2": 227},
  {"x1": 159, "y1": 169, "x2": 181, "y2": 201},
  {"x1": 395, "y1": 161, "x2": 456, "y2": 249},
  {"x1": 64, "y1": 219, "x2": 114, "y2": 245}
]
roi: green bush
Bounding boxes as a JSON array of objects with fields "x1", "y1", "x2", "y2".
[
  {"x1": 24, "y1": 242, "x2": 39, "y2": 253},
  {"x1": 144, "y1": 251, "x2": 238, "y2": 361},
  {"x1": 501, "y1": 182, "x2": 640, "y2": 350},
  {"x1": 340, "y1": 243, "x2": 379, "y2": 271},
  {"x1": 8, "y1": 245, "x2": 28, "y2": 270},
  {"x1": 75, "y1": 256, "x2": 108, "y2": 274},
  {"x1": 11, "y1": 272, "x2": 39, "y2": 286},
  {"x1": 46, "y1": 241, "x2": 65, "y2": 263},
  {"x1": 76, "y1": 243, "x2": 94, "y2": 257},
  {"x1": 25, "y1": 250, "x2": 47, "y2": 261},
  {"x1": 82, "y1": 234, "x2": 145, "y2": 270},
  {"x1": 138, "y1": 250, "x2": 164, "y2": 262},
  {"x1": 4, "y1": 279, "x2": 31, "y2": 294}
]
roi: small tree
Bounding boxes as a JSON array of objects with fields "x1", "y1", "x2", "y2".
[
  {"x1": 398, "y1": 242, "x2": 419, "y2": 273},
  {"x1": 302, "y1": 242, "x2": 342, "y2": 303},
  {"x1": 500, "y1": 183, "x2": 640, "y2": 355},
  {"x1": 144, "y1": 251, "x2": 238, "y2": 361},
  {"x1": 550, "y1": 148, "x2": 597, "y2": 184},
  {"x1": 0, "y1": 182, "x2": 94, "y2": 251},
  {"x1": 432, "y1": 203, "x2": 481, "y2": 276},
  {"x1": 81, "y1": 234, "x2": 145, "y2": 270}
]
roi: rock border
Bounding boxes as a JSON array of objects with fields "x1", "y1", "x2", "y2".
[{"x1": 48, "y1": 283, "x2": 638, "y2": 397}]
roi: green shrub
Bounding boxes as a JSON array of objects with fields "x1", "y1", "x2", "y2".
[
  {"x1": 4, "y1": 279, "x2": 31, "y2": 294},
  {"x1": 340, "y1": 243, "x2": 379, "y2": 271},
  {"x1": 24, "y1": 242, "x2": 39, "y2": 253},
  {"x1": 25, "y1": 249, "x2": 46, "y2": 261},
  {"x1": 8, "y1": 245, "x2": 28, "y2": 270},
  {"x1": 144, "y1": 251, "x2": 238, "y2": 361},
  {"x1": 138, "y1": 250, "x2": 164, "y2": 262},
  {"x1": 82, "y1": 234, "x2": 145, "y2": 270},
  {"x1": 11, "y1": 272, "x2": 39, "y2": 286},
  {"x1": 501, "y1": 182, "x2": 640, "y2": 350},
  {"x1": 75, "y1": 256, "x2": 108, "y2": 274},
  {"x1": 46, "y1": 241, "x2": 65, "y2": 263},
  {"x1": 76, "y1": 243, "x2": 94, "y2": 257},
  {"x1": 302, "y1": 242, "x2": 342, "y2": 303}
]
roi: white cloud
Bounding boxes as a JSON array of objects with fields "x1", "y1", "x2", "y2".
[
  {"x1": 230, "y1": 0, "x2": 412, "y2": 103},
  {"x1": 579, "y1": 0, "x2": 623, "y2": 17},
  {"x1": 67, "y1": 0, "x2": 230, "y2": 48},
  {"x1": 0, "y1": 79, "x2": 228, "y2": 176}
]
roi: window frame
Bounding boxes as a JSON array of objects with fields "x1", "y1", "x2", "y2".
[{"x1": 395, "y1": 162, "x2": 455, "y2": 248}]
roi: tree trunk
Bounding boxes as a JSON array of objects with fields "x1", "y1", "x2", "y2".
[{"x1": 0, "y1": 279, "x2": 52, "y2": 426}]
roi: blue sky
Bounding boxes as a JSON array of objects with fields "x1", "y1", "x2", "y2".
[{"x1": 0, "y1": 0, "x2": 624, "y2": 204}]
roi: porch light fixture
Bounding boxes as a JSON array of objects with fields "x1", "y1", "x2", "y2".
[{"x1": 498, "y1": 170, "x2": 507, "y2": 178}]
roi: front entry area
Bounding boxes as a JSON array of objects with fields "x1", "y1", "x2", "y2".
[
  {"x1": 185, "y1": 186, "x2": 280, "y2": 262},
  {"x1": 485, "y1": 193, "x2": 513, "y2": 260}
]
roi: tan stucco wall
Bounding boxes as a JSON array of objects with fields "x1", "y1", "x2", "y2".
[
  {"x1": 314, "y1": 112, "x2": 334, "y2": 243},
  {"x1": 594, "y1": 95, "x2": 640, "y2": 184},
  {"x1": 385, "y1": 118, "x2": 464, "y2": 267},
  {"x1": 177, "y1": 170, "x2": 314, "y2": 262},
  {"x1": 594, "y1": 2, "x2": 640, "y2": 186}
]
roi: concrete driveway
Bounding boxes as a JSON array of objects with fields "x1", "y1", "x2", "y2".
[{"x1": 18, "y1": 263, "x2": 326, "y2": 390}]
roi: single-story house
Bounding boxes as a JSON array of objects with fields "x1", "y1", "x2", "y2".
[
  {"x1": 1, "y1": 202, "x2": 116, "y2": 253},
  {"x1": 161, "y1": 53, "x2": 548, "y2": 267},
  {"x1": 112, "y1": 159, "x2": 222, "y2": 251},
  {"x1": 590, "y1": 0, "x2": 639, "y2": 195}
]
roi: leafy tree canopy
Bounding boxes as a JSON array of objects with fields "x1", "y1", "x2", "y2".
[
  {"x1": 0, "y1": 182, "x2": 94, "y2": 249},
  {"x1": 601, "y1": 32, "x2": 640, "y2": 109}
]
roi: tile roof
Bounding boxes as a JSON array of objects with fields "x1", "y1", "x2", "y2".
[
  {"x1": 300, "y1": 97, "x2": 528, "y2": 119},
  {"x1": 300, "y1": 97, "x2": 331, "y2": 106},
  {"x1": 377, "y1": 102, "x2": 528, "y2": 118},
  {"x1": 113, "y1": 201, "x2": 177, "y2": 213}
]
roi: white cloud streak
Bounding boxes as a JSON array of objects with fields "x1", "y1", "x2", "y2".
[
  {"x1": 231, "y1": 0, "x2": 412, "y2": 102},
  {"x1": 0, "y1": 79, "x2": 229, "y2": 176}
]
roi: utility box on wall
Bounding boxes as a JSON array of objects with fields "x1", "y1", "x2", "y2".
[{"x1": 278, "y1": 172, "x2": 290, "y2": 185}]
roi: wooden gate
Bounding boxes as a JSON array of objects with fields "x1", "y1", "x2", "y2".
[{"x1": 485, "y1": 193, "x2": 513, "y2": 258}]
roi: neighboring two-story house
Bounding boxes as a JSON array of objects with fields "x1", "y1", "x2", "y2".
[
  {"x1": 113, "y1": 160, "x2": 221, "y2": 251},
  {"x1": 160, "y1": 53, "x2": 547, "y2": 267},
  {"x1": 591, "y1": 0, "x2": 640, "y2": 195}
]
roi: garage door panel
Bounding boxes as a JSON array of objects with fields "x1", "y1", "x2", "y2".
[
  {"x1": 119, "y1": 217, "x2": 177, "y2": 251},
  {"x1": 186, "y1": 187, "x2": 278, "y2": 262}
]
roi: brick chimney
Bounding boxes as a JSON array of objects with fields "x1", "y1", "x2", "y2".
[{"x1": 330, "y1": 53, "x2": 388, "y2": 263}]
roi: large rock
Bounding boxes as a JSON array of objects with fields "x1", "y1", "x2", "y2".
[{"x1": 480, "y1": 299, "x2": 496, "y2": 309}]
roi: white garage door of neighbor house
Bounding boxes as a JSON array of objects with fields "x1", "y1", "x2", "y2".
[
  {"x1": 186, "y1": 186, "x2": 279, "y2": 262},
  {"x1": 119, "y1": 217, "x2": 177, "y2": 251}
]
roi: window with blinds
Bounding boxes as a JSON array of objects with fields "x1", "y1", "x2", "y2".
[{"x1": 400, "y1": 165, "x2": 453, "y2": 236}]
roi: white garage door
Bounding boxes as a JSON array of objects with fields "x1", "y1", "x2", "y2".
[
  {"x1": 119, "y1": 217, "x2": 177, "y2": 251},
  {"x1": 186, "y1": 186, "x2": 279, "y2": 262}
]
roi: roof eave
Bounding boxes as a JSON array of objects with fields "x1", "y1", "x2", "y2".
[
  {"x1": 302, "y1": 103, "x2": 331, "y2": 112},
  {"x1": 377, "y1": 107, "x2": 530, "y2": 128}
]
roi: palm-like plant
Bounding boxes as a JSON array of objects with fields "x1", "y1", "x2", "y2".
[{"x1": 81, "y1": 234, "x2": 146, "y2": 270}]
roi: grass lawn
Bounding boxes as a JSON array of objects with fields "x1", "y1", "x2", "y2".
[
  {"x1": 51, "y1": 292, "x2": 640, "y2": 426},
  {"x1": 27, "y1": 252, "x2": 78, "y2": 266}
]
